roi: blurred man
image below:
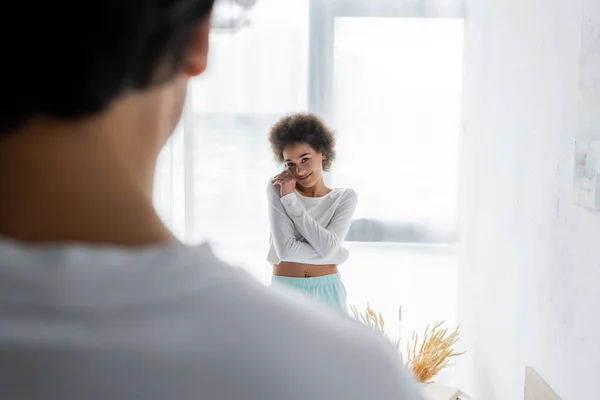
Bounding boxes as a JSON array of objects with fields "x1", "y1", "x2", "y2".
[{"x1": 0, "y1": 1, "x2": 423, "y2": 399}]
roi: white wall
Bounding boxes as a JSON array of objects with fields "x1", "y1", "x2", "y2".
[{"x1": 459, "y1": 0, "x2": 600, "y2": 399}]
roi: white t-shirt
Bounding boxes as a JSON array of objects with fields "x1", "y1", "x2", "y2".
[
  {"x1": 0, "y1": 239, "x2": 423, "y2": 400},
  {"x1": 266, "y1": 181, "x2": 358, "y2": 265}
]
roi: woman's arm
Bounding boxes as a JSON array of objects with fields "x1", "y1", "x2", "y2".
[
  {"x1": 280, "y1": 189, "x2": 357, "y2": 258},
  {"x1": 267, "y1": 182, "x2": 339, "y2": 263}
]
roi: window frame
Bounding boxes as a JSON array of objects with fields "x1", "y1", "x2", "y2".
[{"x1": 307, "y1": 0, "x2": 465, "y2": 243}]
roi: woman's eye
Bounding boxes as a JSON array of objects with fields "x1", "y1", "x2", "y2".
[
  {"x1": 302, "y1": 158, "x2": 309, "y2": 164},
  {"x1": 286, "y1": 163, "x2": 295, "y2": 168}
]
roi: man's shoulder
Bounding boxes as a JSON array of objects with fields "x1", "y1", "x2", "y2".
[
  {"x1": 0, "y1": 241, "x2": 422, "y2": 399},
  {"x1": 219, "y1": 278, "x2": 423, "y2": 399},
  {"x1": 194, "y1": 255, "x2": 421, "y2": 399},
  {"x1": 187, "y1": 246, "x2": 376, "y2": 344}
]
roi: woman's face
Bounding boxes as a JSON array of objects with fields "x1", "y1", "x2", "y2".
[{"x1": 281, "y1": 142, "x2": 325, "y2": 188}]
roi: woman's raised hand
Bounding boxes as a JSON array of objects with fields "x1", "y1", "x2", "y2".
[{"x1": 271, "y1": 167, "x2": 296, "y2": 198}]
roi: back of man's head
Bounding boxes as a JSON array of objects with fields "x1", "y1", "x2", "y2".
[
  {"x1": 0, "y1": 0, "x2": 215, "y2": 136},
  {"x1": 0, "y1": 0, "x2": 215, "y2": 245}
]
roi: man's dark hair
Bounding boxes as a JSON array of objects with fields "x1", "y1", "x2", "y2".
[
  {"x1": 269, "y1": 112, "x2": 337, "y2": 171},
  {"x1": 0, "y1": 0, "x2": 215, "y2": 136}
]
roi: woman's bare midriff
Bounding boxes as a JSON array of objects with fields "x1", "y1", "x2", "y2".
[{"x1": 273, "y1": 261, "x2": 338, "y2": 278}]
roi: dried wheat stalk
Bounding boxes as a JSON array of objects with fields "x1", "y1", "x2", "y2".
[
  {"x1": 406, "y1": 321, "x2": 465, "y2": 383},
  {"x1": 349, "y1": 304, "x2": 386, "y2": 334},
  {"x1": 350, "y1": 304, "x2": 465, "y2": 383}
]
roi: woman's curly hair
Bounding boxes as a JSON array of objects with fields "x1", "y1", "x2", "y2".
[{"x1": 268, "y1": 112, "x2": 336, "y2": 171}]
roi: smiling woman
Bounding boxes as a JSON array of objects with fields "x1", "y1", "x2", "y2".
[{"x1": 266, "y1": 113, "x2": 357, "y2": 313}]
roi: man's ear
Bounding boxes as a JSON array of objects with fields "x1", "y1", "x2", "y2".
[{"x1": 183, "y1": 16, "x2": 211, "y2": 77}]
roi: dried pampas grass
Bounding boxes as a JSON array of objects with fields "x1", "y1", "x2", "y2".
[
  {"x1": 349, "y1": 304, "x2": 386, "y2": 333},
  {"x1": 349, "y1": 304, "x2": 401, "y2": 348},
  {"x1": 350, "y1": 304, "x2": 464, "y2": 383},
  {"x1": 406, "y1": 321, "x2": 465, "y2": 383}
]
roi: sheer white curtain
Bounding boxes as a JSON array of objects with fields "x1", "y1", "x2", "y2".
[
  {"x1": 154, "y1": 0, "x2": 464, "y2": 384},
  {"x1": 154, "y1": 0, "x2": 309, "y2": 283}
]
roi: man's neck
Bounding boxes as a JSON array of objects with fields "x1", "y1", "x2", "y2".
[{"x1": 0, "y1": 118, "x2": 175, "y2": 247}]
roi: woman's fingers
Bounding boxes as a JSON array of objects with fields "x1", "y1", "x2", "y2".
[
  {"x1": 271, "y1": 168, "x2": 296, "y2": 185},
  {"x1": 272, "y1": 175, "x2": 289, "y2": 186},
  {"x1": 273, "y1": 171, "x2": 292, "y2": 181},
  {"x1": 271, "y1": 172, "x2": 285, "y2": 182}
]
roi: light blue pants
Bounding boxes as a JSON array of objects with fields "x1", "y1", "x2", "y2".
[{"x1": 271, "y1": 273, "x2": 348, "y2": 312}]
